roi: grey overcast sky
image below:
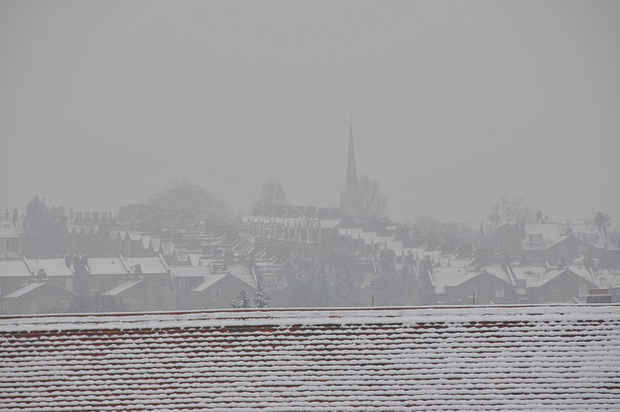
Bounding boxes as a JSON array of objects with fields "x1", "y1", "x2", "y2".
[{"x1": 1, "y1": 0, "x2": 619, "y2": 223}]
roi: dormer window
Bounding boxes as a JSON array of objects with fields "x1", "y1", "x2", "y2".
[
  {"x1": 585, "y1": 234, "x2": 598, "y2": 244},
  {"x1": 529, "y1": 234, "x2": 543, "y2": 245}
]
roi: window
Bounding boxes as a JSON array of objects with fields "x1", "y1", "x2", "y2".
[
  {"x1": 467, "y1": 285, "x2": 477, "y2": 298},
  {"x1": 529, "y1": 234, "x2": 543, "y2": 245},
  {"x1": 179, "y1": 278, "x2": 190, "y2": 288},
  {"x1": 495, "y1": 284, "x2": 505, "y2": 298},
  {"x1": 263, "y1": 275, "x2": 277, "y2": 286},
  {"x1": 579, "y1": 284, "x2": 589, "y2": 297},
  {"x1": 4, "y1": 240, "x2": 9, "y2": 251},
  {"x1": 123, "y1": 299, "x2": 138, "y2": 311},
  {"x1": 59, "y1": 300, "x2": 69, "y2": 312},
  {"x1": 211, "y1": 288, "x2": 222, "y2": 300},
  {"x1": 550, "y1": 284, "x2": 560, "y2": 297},
  {"x1": 585, "y1": 234, "x2": 598, "y2": 244},
  {"x1": 92, "y1": 278, "x2": 99, "y2": 291},
  {"x1": 1, "y1": 300, "x2": 8, "y2": 313}
]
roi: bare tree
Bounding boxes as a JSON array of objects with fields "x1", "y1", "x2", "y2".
[
  {"x1": 594, "y1": 212, "x2": 610, "y2": 249},
  {"x1": 147, "y1": 180, "x2": 229, "y2": 224},
  {"x1": 488, "y1": 196, "x2": 533, "y2": 226},
  {"x1": 254, "y1": 178, "x2": 287, "y2": 213},
  {"x1": 358, "y1": 174, "x2": 387, "y2": 220}
]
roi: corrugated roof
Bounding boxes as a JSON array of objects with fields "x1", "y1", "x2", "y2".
[{"x1": 0, "y1": 305, "x2": 619, "y2": 411}]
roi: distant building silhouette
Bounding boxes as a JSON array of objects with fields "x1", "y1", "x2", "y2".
[{"x1": 340, "y1": 118, "x2": 362, "y2": 219}]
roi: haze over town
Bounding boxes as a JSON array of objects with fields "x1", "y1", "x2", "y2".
[
  {"x1": 2, "y1": 3, "x2": 620, "y2": 411},
  {"x1": 2, "y1": 0, "x2": 619, "y2": 223}
]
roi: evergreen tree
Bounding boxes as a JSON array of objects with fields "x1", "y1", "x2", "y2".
[
  {"x1": 230, "y1": 289, "x2": 253, "y2": 308},
  {"x1": 23, "y1": 196, "x2": 67, "y2": 258},
  {"x1": 253, "y1": 285, "x2": 270, "y2": 308}
]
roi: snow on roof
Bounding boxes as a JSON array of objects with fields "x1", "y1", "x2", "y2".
[
  {"x1": 141, "y1": 235, "x2": 151, "y2": 250},
  {"x1": 0, "y1": 259, "x2": 32, "y2": 277},
  {"x1": 522, "y1": 267, "x2": 596, "y2": 288},
  {"x1": 522, "y1": 222, "x2": 564, "y2": 249},
  {"x1": 188, "y1": 253, "x2": 201, "y2": 266},
  {"x1": 3, "y1": 281, "x2": 46, "y2": 298},
  {"x1": 101, "y1": 278, "x2": 143, "y2": 296},
  {"x1": 227, "y1": 264, "x2": 256, "y2": 287},
  {"x1": 150, "y1": 237, "x2": 162, "y2": 252},
  {"x1": 87, "y1": 257, "x2": 129, "y2": 275},
  {"x1": 430, "y1": 266, "x2": 478, "y2": 294},
  {"x1": 0, "y1": 305, "x2": 619, "y2": 411},
  {"x1": 192, "y1": 273, "x2": 227, "y2": 291},
  {"x1": 27, "y1": 259, "x2": 73, "y2": 276},
  {"x1": 123, "y1": 256, "x2": 168, "y2": 274}
]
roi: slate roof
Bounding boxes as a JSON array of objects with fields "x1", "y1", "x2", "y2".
[
  {"x1": 192, "y1": 273, "x2": 228, "y2": 292},
  {"x1": 123, "y1": 256, "x2": 169, "y2": 274},
  {"x1": 3, "y1": 282, "x2": 46, "y2": 298},
  {"x1": 87, "y1": 257, "x2": 129, "y2": 275},
  {"x1": 1, "y1": 305, "x2": 619, "y2": 411},
  {"x1": 27, "y1": 259, "x2": 74, "y2": 276},
  {"x1": 0, "y1": 259, "x2": 32, "y2": 277},
  {"x1": 101, "y1": 279, "x2": 144, "y2": 296}
]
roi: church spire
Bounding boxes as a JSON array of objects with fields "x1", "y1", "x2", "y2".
[
  {"x1": 341, "y1": 115, "x2": 361, "y2": 217},
  {"x1": 346, "y1": 115, "x2": 359, "y2": 197}
]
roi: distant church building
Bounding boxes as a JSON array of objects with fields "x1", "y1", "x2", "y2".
[{"x1": 340, "y1": 119, "x2": 362, "y2": 218}]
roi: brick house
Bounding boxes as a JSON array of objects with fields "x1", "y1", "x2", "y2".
[
  {"x1": 191, "y1": 270, "x2": 257, "y2": 309},
  {"x1": 170, "y1": 265, "x2": 212, "y2": 309},
  {"x1": 525, "y1": 267, "x2": 599, "y2": 304},
  {"x1": 102, "y1": 276, "x2": 176, "y2": 312},
  {"x1": 429, "y1": 265, "x2": 516, "y2": 305},
  {"x1": 1, "y1": 280, "x2": 78, "y2": 314}
]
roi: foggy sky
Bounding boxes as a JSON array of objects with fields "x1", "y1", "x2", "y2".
[{"x1": 1, "y1": 0, "x2": 619, "y2": 223}]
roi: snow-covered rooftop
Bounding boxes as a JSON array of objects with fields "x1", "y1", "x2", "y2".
[
  {"x1": 0, "y1": 259, "x2": 32, "y2": 277},
  {"x1": 1, "y1": 305, "x2": 619, "y2": 411},
  {"x1": 3, "y1": 281, "x2": 46, "y2": 298},
  {"x1": 101, "y1": 278, "x2": 143, "y2": 296}
]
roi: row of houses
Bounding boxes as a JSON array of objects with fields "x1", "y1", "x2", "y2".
[
  {"x1": 0, "y1": 255, "x2": 261, "y2": 315},
  {"x1": 423, "y1": 258, "x2": 620, "y2": 305},
  {"x1": 477, "y1": 218, "x2": 620, "y2": 266}
]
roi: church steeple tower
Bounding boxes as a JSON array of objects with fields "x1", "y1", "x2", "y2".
[{"x1": 340, "y1": 116, "x2": 361, "y2": 218}]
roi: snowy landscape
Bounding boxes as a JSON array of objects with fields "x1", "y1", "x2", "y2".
[{"x1": 1, "y1": 1, "x2": 619, "y2": 410}]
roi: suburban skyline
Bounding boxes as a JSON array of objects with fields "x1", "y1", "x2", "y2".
[{"x1": 1, "y1": 1, "x2": 619, "y2": 223}]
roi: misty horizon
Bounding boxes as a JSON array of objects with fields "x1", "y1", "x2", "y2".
[{"x1": 1, "y1": 1, "x2": 619, "y2": 223}]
